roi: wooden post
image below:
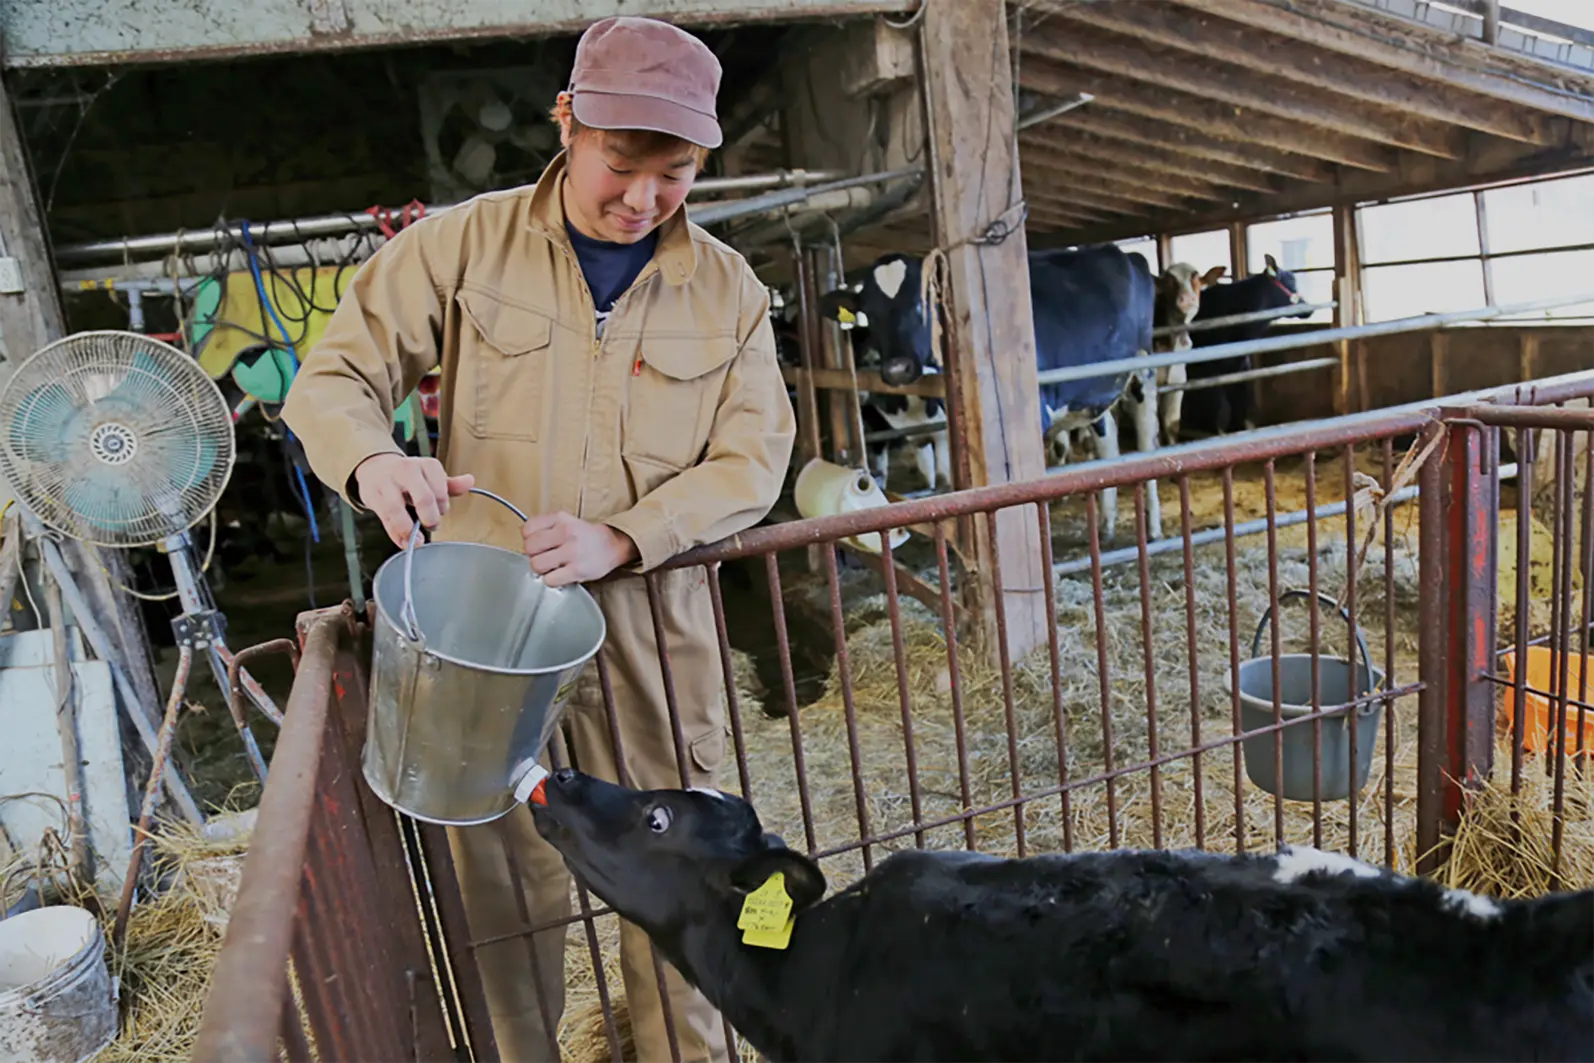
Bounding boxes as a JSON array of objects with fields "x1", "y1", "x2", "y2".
[
  {"x1": 1331, "y1": 203, "x2": 1362, "y2": 416},
  {"x1": 0, "y1": 67, "x2": 170, "y2": 781},
  {"x1": 811, "y1": 244, "x2": 860, "y2": 467},
  {"x1": 919, "y1": 0, "x2": 1051, "y2": 667}
]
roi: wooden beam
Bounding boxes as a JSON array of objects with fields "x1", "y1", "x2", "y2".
[
  {"x1": 1023, "y1": 21, "x2": 1466, "y2": 160},
  {"x1": 779, "y1": 365, "x2": 947, "y2": 399},
  {"x1": 1043, "y1": 106, "x2": 1336, "y2": 183},
  {"x1": 1023, "y1": 167, "x2": 1191, "y2": 212},
  {"x1": 1020, "y1": 138, "x2": 1241, "y2": 201},
  {"x1": 1025, "y1": 204, "x2": 1105, "y2": 231},
  {"x1": 1021, "y1": 126, "x2": 1281, "y2": 194},
  {"x1": 1044, "y1": 131, "x2": 1594, "y2": 247},
  {"x1": 1018, "y1": 57, "x2": 1397, "y2": 173},
  {"x1": 920, "y1": 0, "x2": 1051, "y2": 668},
  {"x1": 1164, "y1": 0, "x2": 1594, "y2": 125},
  {"x1": 1053, "y1": 0, "x2": 1554, "y2": 146}
]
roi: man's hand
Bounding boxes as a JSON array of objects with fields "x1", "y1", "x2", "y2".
[
  {"x1": 522, "y1": 511, "x2": 639, "y2": 586},
  {"x1": 354, "y1": 453, "x2": 476, "y2": 548}
]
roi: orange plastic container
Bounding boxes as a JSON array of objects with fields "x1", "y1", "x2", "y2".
[{"x1": 1499, "y1": 647, "x2": 1594, "y2": 755}]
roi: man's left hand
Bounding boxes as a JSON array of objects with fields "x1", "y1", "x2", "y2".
[{"x1": 522, "y1": 511, "x2": 639, "y2": 586}]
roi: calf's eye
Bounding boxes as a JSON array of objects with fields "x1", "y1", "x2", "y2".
[{"x1": 647, "y1": 806, "x2": 673, "y2": 833}]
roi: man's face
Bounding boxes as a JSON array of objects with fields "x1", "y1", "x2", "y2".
[{"x1": 561, "y1": 127, "x2": 699, "y2": 245}]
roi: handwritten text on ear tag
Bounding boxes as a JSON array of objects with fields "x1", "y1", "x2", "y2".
[{"x1": 739, "y1": 871, "x2": 795, "y2": 950}]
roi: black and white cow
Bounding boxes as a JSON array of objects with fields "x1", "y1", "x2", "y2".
[
  {"x1": 1180, "y1": 253, "x2": 1311, "y2": 438},
  {"x1": 769, "y1": 278, "x2": 952, "y2": 494},
  {"x1": 530, "y1": 770, "x2": 1594, "y2": 1063},
  {"x1": 820, "y1": 246, "x2": 1164, "y2": 540}
]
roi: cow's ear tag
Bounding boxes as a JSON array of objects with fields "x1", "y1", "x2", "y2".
[
  {"x1": 835, "y1": 307, "x2": 856, "y2": 325},
  {"x1": 738, "y1": 871, "x2": 795, "y2": 950}
]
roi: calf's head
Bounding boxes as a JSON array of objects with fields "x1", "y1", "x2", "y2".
[
  {"x1": 1158, "y1": 262, "x2": 1226, "y2": 323},
  {"x1": 819, "y1": 253, "x2": 935, "y2": 386},
  {"x1": 529, "y1": 769, "x2": 827, "y2": 937}
]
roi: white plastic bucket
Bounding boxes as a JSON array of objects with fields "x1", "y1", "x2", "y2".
[
  {"x1": 793, "y1": 458, "x2": 909, "y2": 555},
  {"x1": 0, "y1": 905, "x2": 118, "y2": 1063}
]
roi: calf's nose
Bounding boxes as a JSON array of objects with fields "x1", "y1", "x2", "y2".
[{"x1": 553, "y1": 768, "x2": 576, "y2": 783}]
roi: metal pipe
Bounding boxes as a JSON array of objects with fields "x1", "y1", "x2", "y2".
[
  {"x1": 688, "y1": 167, "x2": 925, "y2": 227},
  {"x1": 192, "y1": 608, "x2": 348, "y2": 1063},
  {"x1": 112, "y1": 642, "x2": 191, "y2": 951},
  {"x1": 1051, "y1": 463, "x2": 1520, "y2": 577},
  {"x1": 1151, "y1": 300, "x2": 1337, "y2": 338},
  {"x1": 647, "y1": 368, "x2": 1594, "y2": 572},
  {"x1": 692, "y1": 168, "x2": 843, "y2": 195},
  {"x1": 53, "y1": 169, "x2": 847, "y2": 264},
  {"x1": 1160, "y1": 356, "x2": 1341, "y2": 395},
  {"x1": 1017, "y1": 92, "x2": 1094, "y2": 130},
  {"x1": 1035, "y1": 292, "x2": 1594, "y2": 388}
]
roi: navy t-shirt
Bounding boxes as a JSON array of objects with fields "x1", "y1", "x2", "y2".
[{"x1": 566, "y1": 220, "x2": 657, "y2": 338}]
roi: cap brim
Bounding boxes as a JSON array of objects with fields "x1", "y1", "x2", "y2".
[{"x1": 572, "y1": 91, "x2": 723, "y2": 150}]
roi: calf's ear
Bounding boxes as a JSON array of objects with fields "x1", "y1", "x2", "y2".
[
  {"x1": 1200, "y1": 265, "x2": 1227, "y2": 286},
  {"x1": 730, "y1": 834, "x2": 827, "y2": 913}
]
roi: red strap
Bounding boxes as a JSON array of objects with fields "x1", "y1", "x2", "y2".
[{"x1": 366, "y1": 199, "x2": 429, "y2": 240}]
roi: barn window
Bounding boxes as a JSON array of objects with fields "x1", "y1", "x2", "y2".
[
  {"x1": 1356, "y1": 172, "x2": 1594, "y2": 325},
  {"x1": 1246, "y1": 210, "x2": 1335, "y2": 324},
  {"x1": 1167, "y1": 228, "x2": 1230, "y2": 277},
  {"x1": 1477, "y1": 172, "x2": 1594, "y2": 322}
]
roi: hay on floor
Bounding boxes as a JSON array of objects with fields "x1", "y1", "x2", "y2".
[
  {"x1": 97, "y1": 813, "x2": 254, "y2": 1063},
  {"x1": 1430, "y1": 743, "x2": 1594, "y2": 897}
]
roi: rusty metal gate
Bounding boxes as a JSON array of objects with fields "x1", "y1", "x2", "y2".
[{"x1": 191, "y1": 370, "x2": 1594, "y2": 1062}]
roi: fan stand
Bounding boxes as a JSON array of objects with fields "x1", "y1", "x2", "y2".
[{"x1": 163, "y1": 528, "x2": 282, "y2": 783}]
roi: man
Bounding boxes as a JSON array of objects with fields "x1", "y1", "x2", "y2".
[{"x1": 280, "y1": 16, "x2": 796, "y2": 1062}]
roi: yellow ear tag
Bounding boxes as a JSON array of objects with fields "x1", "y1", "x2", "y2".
[
  {"x1": 738, "y1": 871, "x2": 796, "y2": 950},
  {"x1": 836, "y1": 307, "x2": 856, "y2": 325}
]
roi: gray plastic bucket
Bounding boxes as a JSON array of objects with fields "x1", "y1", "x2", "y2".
[
  {"x1": 0, "y1": 905, "x2": 118, "y2": 1063},
  {"x1": 1227, "y1": 590, "x2": 1386, "y2": 802},
  {"x1": 364, "y1": 488, "x2": 606, "y2": 825}
]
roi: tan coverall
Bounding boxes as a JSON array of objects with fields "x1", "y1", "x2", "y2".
[{"x1": 280, "y1": 152, "x2": 797, "y2": 1062}]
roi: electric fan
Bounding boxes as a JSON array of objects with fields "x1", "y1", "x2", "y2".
[{"x1": 0, "y1": 330, "x2": 282, "y2": 783}]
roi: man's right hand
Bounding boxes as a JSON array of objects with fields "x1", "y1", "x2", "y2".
[{"x1": 353, "y1": 453, "x2": 476, "y2": 548}]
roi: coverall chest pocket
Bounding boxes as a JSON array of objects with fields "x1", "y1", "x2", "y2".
[
  {"x1": 621, "y1": 334, "x2": 738, "y2": 472},
  {"x1": 454, "y1": 288, "x2": 553, "y2": 442}
]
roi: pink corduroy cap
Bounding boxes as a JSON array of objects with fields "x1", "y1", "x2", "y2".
[{"x1": 568, "y1": 17, "x2": 724, "y2": 150}]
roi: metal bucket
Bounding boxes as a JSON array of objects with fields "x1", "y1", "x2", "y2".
[
  {"x1": 364, "y1": 488, "x2": 606, "y2": 825},
  {"x1": 0, "y1": 904, "x2": 118, "y2": 1063},
  {"x1": 1226, "y1": 590, "x2": 1386, "y2": 802}
]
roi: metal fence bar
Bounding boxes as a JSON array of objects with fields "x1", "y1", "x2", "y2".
[
  {"x1": 653, "y1": 371, "x2": 1594, "y2": 568},
  {"x1": 193, "y1": 609, "x2": 346, "y2": 1061},
  {"x1": 1034, "y1": 294, "x2": 1594, "y2": 388},
  {"x1": 1151, "y1": 300, "x2": 1337, "y2": 338},
  {"x1": 1159, "y1": 356, "x2": 1341, "y2": 395},
  {"x1": 1050, "y1": 462, "x2": 1521, "y2": 577}
]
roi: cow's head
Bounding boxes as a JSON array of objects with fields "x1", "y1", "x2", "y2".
[
  {"x1": 1158, "y1": 262, "x2": 1226, "y2": 323},
  {"x1": 1259, "y1": 253, "x2": 1307, "y2": 311},
  {"x1": 529, "y1": 768, "x2": 827, "y2": 938},
  {"x1": 818, "y1": 253, "x2": 935, "y2": 386}
]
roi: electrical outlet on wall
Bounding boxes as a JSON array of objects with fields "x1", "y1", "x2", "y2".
[{"x1": 0, "y1": 258, "x2": 23, "y2": 295}]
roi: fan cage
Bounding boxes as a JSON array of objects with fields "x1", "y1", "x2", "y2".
[{"x1": 0, "y1": 330, "x2": 238, "y2": 548}]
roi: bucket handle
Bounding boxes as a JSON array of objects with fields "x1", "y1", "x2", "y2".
[
  {"x1": 400, "y1": 487, "x2": 530, "y2": 643},
  {"x1": 1248, "y1": 589, "x2": 1381, "y2": 698}
]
